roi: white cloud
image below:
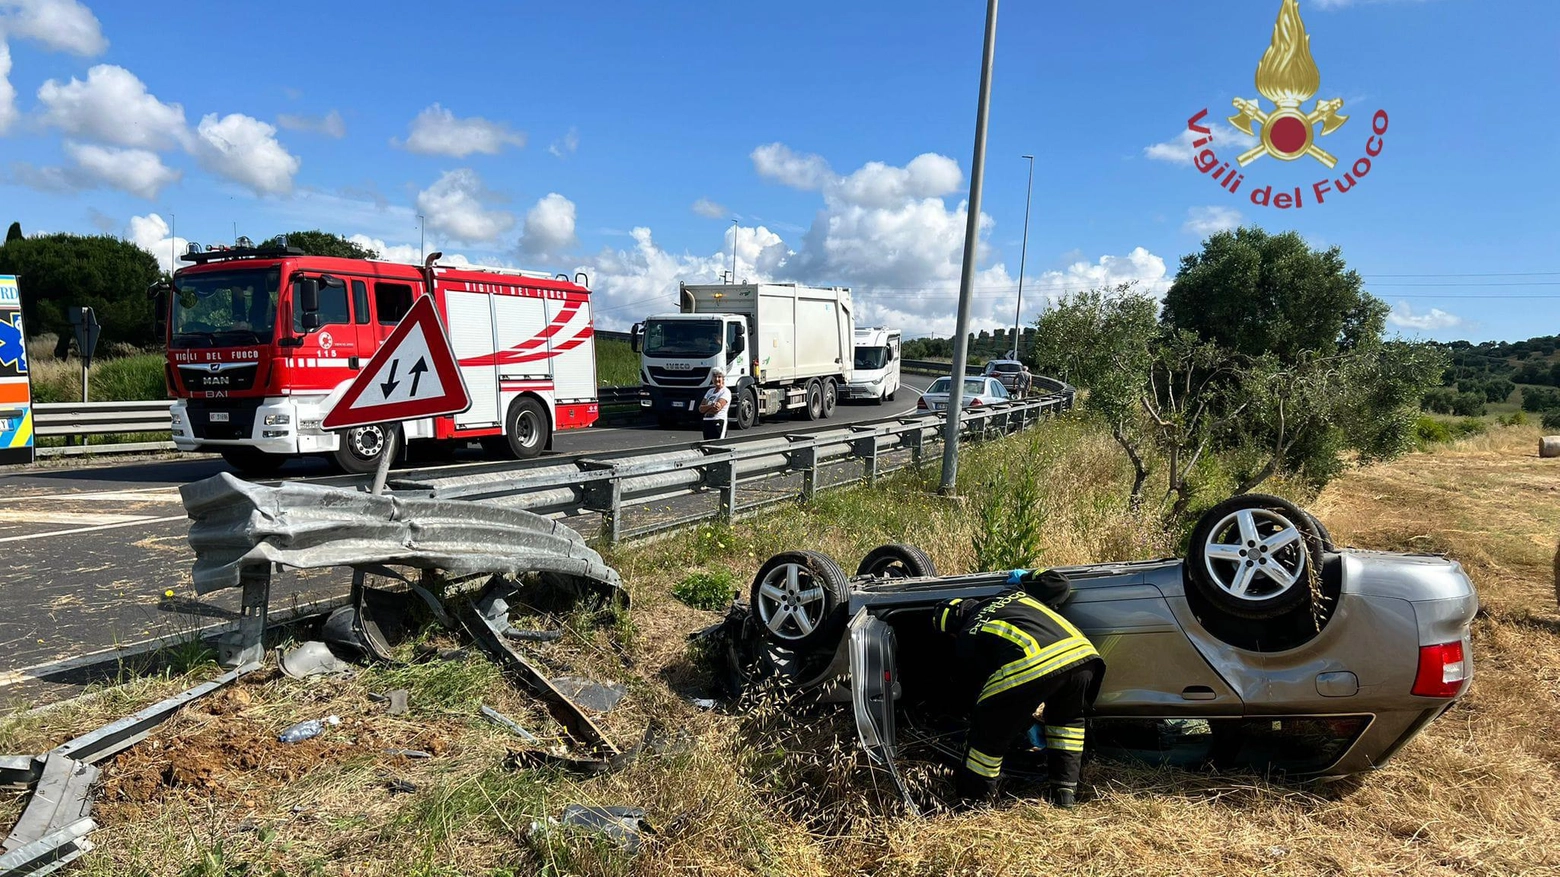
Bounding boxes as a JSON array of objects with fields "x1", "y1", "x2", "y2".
[
  {"x1": 1387, "y1": 301, "x2": 1463, "y2": 331},
  {"x1": 520, "y1": 193, "x2": 578, "y2": 259},
  {"x1": 415, "y1": 168, "x2": 514, "y2": 243},
  {"x1": 578, "y1": 226, "x2": 760, "y2": 330},
  {"x1": 691, "y1": 197, "x2": 726, "y2": 219},
  {"x1": 277, "y1": 109, "x2": 345, "y2": 138},
  {"x1": 36, "y1": 64, "x2": 189, "y2": 150},
  {"x1": 547, "y1": 127, "x2": 578, "y2": 158},
  {"x1": 395, "y1": 103, "x2": 525, "y2": 157},
  {"x1": 1183, "y1": 205, "x2": 1243, "y2": 236},
  {"x1": 831, "y1": 153, "x2": 963, "y2": 208},
  {"x1": 126, "y1": 213, "x2": 188, "y2": 275},
  {"x1": 192, "y1": 113, "x2": 300, "y2": 196},
  {"x1": 1144, "y1": 126, "x2": 1257, "y2": 165},
  {"x1": 64, "y1": 141, "x2": 179, "y2": 198},
  {"x1": 752, "y1": 142, "x2": 833, "y2": 191},
  {"x1": 0, "y1": 42, "x2": 15, "y2": 135},
  {"x1": 0, "y1": 0, "x2": 106, "y2": 56}
]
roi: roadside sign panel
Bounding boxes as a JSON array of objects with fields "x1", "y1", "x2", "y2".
[
  {"x1": 322, "y1": 294, "x2": 470, "y2": 430},
  {"x1": 0, "y1": 276, "x2": 33, "y2": 464}
]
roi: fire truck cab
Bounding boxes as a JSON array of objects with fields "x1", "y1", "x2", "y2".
[{"x1": 155, "y1": 242, "x2": 599, "y2": 474}]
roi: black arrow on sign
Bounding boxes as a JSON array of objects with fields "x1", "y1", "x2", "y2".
[
  {"x1": 408, "y1": 357, "x2": 428, "y2": 396},
  {"x1": 380, "y1": 360, "x2": 400, "y2": 398}
]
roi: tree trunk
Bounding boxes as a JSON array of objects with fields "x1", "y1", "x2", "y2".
[{"x1": 1112, "y1": 425, "x2": 1149, "y2": 506}]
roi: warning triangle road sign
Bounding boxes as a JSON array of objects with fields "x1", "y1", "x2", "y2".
[{"x1": 322, "y1": 294, "x2": 471, "y2": 430}]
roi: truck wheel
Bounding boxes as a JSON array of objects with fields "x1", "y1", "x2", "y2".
[
  {"x1": 804, "y1": 379, "x2": 824, "y2": 421},
  {"x1": 502, "y1": 397, "x2": 550, "y2": 459},
  {"x1": 821, "y1": 379, "x2": 838, "y2": 418},
  {"x1": 330, "y1": 424, "x2": 398, "y2": 475},
  {"x1": 733, "y1": 388, "x2": 758, "y2": 430},
  {"x1": 220, "y1": 446, "x2": 286, "y2": 476}
]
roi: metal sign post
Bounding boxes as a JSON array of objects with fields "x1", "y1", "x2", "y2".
[{"x1": 67, "y1": 307, "x2": 100, "y2": 405}]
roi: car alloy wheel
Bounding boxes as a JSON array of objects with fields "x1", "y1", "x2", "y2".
[{"x1": 750, "y1": 550, "x2": 849, "y2": 651}]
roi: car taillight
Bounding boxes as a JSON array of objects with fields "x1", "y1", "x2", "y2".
[
  {"x1": 1411, "y1": 641, "x2": 1467, "y2": 697},
  {"x1": 969, "y1": 398, "x2": 983, "y2": 406},
  {"x1": 917, "y1": 397, "x2": 927, "y2": 409}
]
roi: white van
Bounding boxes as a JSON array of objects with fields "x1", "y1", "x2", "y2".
[{"x1": 846, "y1": 327, "x2": 901, "y2": 404}]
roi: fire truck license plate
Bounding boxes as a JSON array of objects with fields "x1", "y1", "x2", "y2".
[{"x1": 209, "y1": 412, "x2": 229, "y2": 422}]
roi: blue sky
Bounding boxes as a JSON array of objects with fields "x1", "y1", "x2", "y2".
[{"x1": 0, "y1": 0, "x2": 1554, "y2": 341}]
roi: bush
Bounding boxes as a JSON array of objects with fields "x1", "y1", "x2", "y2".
[
  {"x1": 1522, "y1": 386, "x2": 1560, "y2": 412},
  {"x1": 1499, "y1": 411, "x2": 1528, "y2": 427},
  {"x1": 1543, "y1": 410, "x2": 1560, "y2": 431},
  {"x1": 1415, "y1": 416, "x2": 1452, "y2": 445},
  {"x1": 1449, "y1": 417, "x2": 1487, "y2": 439},
  {"x1": 672, "y1": 569, "x2": 738, "y2": 611},
  {"x1": 973, "y1": 467, "x2": 1046, "y2": 571}
]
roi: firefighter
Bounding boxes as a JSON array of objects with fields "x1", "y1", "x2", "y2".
[{"x1": 933, "y1": 569, "x2": 1104, "y2": 807}]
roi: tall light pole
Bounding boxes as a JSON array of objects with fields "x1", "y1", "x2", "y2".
[
  {"x1": 168, "y1": 212, "x2": 175, "y2": 274},
  {"x1": 730, "y1": 219, "x2": 738, "y2": 284},
  {"x1": 939, "y1": 0, "x2": 999, "y2": 496},
  {"x1": 417, "y1": 214, "x2": 426, "y2": 261},
  {"x1": 1013, "y1": 154, "x2": 1034, "y2": 360}
]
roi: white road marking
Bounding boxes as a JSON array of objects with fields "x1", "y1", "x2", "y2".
[
  {"x1": 0, "y1": 514, "x2": 188, "y2": 544},
  {"x1": 0, "y1": 510, "x2": 155, "y2": 526},
  {"x1": 0, "y1": 486, "x2": 183, "y2": 503}
]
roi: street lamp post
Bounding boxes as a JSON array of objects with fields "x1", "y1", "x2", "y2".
[
  {"x1": 939, "y1": 0, "x2": 999, "y2": 496},
  {"x1": 1013, "y1": 154, "x2": 1034, "y2": 360},
  {"x1": 418, "y1": 214, "x2": 426, "y2": 261}
]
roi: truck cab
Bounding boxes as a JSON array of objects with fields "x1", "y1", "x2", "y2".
[
  {"x1": 846, "y1": 327, "x2": 901, "y2": 404},
  {"x1": 633, "y1": 282, "x2": 854, "y2": 431}
]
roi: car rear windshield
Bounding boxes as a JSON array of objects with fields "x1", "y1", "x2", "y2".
[
  {"x1": 992, "y1": 362, "x2": 1021, "y2": 372},
  {"x1": 927, "y1": 377, "x2": 990, "y2": 395}
]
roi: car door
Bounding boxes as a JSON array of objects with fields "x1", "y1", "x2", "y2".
[{"x1": 848, "y1": 609, "x2": 918, "y2": 812}]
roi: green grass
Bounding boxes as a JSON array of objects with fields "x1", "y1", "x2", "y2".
[
  {"x1": 672, "y1": 568, "x2": 739, "y2": 611},
  {"x1": 595, "y1": 339, "x2": 639, "y2": 388},
  {"x1": 26, "y1": 335, "x2": 166, "y2": 403}
]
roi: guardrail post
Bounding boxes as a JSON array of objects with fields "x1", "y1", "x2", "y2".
[
  {"x1": 711, "y1": 456, "x2": 739, "y2": 522},
  {"x1": 579, "y1": 462, "x2": 623, "y2": 544},
  {"x1": 851, "y1": 430, "x2": 880, "y2": 485},
  {"x1": 790, "y1": 443, "x2": 820, "y2": 501},
  {"x1": 904, "y1": 420, "x2": 926, "y2": 465},
  {"x1": 217, "y1": 562, "x2": 270, "y2": 669}
]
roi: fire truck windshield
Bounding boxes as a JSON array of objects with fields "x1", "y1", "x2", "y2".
[
  {"x1": 643, "y1": 319, "x2": 722, "y2": 358},
  {"x1": 172, "y1": 267, "x2": 282, "y2": 347}
]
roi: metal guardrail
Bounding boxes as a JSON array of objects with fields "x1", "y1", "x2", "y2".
[
  {"x1": 389, "y1": 390, "x2": 1074, "y2": 544},
  {"x1": 33, "y1": 401, "x2": 175, "y2": 437}
]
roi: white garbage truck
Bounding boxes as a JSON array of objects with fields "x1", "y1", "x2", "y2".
[
  {"x1": 845, "y1": 326, "x2": 902, "y2": 404},
  {"x1": 632, "y1": 282, "x2": 854, "y2": 430}
]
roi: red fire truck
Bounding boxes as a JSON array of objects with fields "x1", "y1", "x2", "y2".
[{"x1": 154, "y1": 241, "x2": 599, "y2": 474}]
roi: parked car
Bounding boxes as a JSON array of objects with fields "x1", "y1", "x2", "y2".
[
  {"x1": 983, "y1": 359, "x2": 1032, "y2": 395},
  {"x1": 715, "y1": 494, "x2": 1476, "y2": 798},
  {"x1": 917, "y1": 376, "x2": 1010, "y2": 412}
]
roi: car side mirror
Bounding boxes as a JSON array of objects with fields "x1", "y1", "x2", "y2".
[{"x1": 302, "y1": 312, "x2": 321, "y2": 331}]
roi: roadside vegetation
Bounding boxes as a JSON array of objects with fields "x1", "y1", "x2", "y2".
[
  {"x1": 1, "y1": 412, "x2": 1554, "y2": 875},
  {"x1": 595, "y1": 338, "x2": 639, "y2": 388}
]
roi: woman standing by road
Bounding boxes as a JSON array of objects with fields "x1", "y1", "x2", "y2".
[{"x1": 699, "y1": 369, "x2": 732, "y2": 441}]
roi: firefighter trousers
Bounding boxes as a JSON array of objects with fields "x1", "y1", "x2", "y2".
[{"x1": 957, "y1": 663, "x2": 1097, "y2": 801}]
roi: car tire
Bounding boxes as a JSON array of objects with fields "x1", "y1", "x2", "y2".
[
  {"x1": 871, "y1": 389, "x2": 884, "y2": 406},
  {"x1": 886, "y1": 386, "x2": 897, "y2": 402},
  {"x1": 1187, "y1": 493, "x2": 1324, "y2": 621},
  {"x1": 733, "y1": 387, "x2": 758, "y2": 431},
  {"x1": 750, "y1": 550, "x2": 849, "y2": 652},
  {"x1": 503, "y1": 397, "x2": 550, "y2": 459},
  {"x1": 821, "y1": 378, "x2": 838, "y2": 418},
  {"x1": 220, "y1": 446, "x2": 286, "y2": 476},
  {"x1": 855, "y1": 543, "x2": 938, "y2": 579},
  {"x1": 803, "y1": 379, "x2": 824, "y2": 421},
  {"x1": 329, "y1": 424, "x2": 398, "y2": 475},
  {"x1": 1307, "y1": 511, "x2": 1336, "y2": 551}
]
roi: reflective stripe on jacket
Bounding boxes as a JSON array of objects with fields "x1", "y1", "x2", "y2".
[{"x1": 953, "y1": 589, "x2": 1102, "y2": 704}]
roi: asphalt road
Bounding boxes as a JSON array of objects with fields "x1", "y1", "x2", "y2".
[{"x1": 0, "y1": 377, "x2": 931, "y2": 703}]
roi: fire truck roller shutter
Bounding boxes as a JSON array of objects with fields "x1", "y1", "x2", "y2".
[
  {"x1": 546, "y1": 293, "x2": 594, "y2": 401},
  {"x1": 446, "y1": 291, "x2": 501, "y2": 428}
]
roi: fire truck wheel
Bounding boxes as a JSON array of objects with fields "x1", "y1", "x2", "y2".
[
  {"x1": 821, "y1": 378, "x2": 838, "y2": 418},
  {"x1": 219, "y1": 446, "x2": 286, "y2": 476},
  {"x1": 330, "y1": 424, "x2": 399, "y2": 475},
  {"x1": 503, "y1": 397, "x2": 551, "y2": 459}
]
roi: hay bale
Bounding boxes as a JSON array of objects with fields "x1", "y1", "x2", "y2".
[{"x1": 1543, "y1": 436, "x2": 1560, "y2": 458}]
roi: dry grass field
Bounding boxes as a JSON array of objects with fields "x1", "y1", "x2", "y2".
[{"x1": 2, "y1": 418, "x2": 1556, "y2": 876}]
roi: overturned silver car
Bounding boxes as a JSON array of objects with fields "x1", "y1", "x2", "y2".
[{"x1": 714, "y1": 494, "x2": 1477, "y2": 785}]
